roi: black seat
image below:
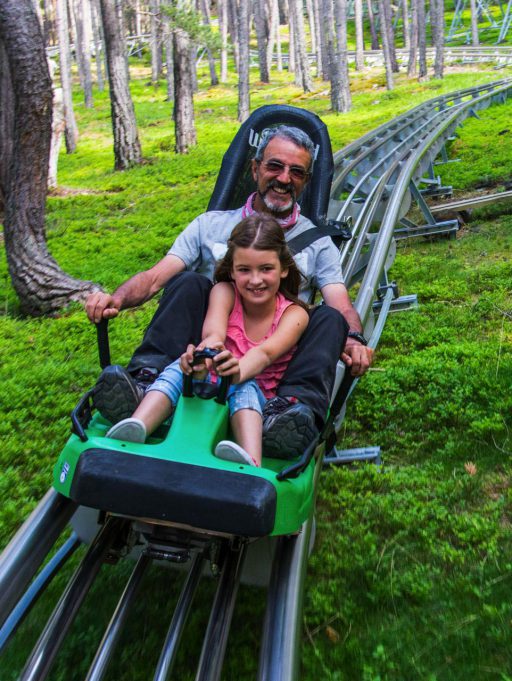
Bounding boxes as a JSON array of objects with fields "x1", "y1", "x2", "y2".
[{"x1": 208, "y1": 104, "x2": 334, "y2": 227}]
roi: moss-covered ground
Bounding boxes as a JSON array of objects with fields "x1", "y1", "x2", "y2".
[{"x1": 1, "y1": 58, "x2": 512, "y2": 679}]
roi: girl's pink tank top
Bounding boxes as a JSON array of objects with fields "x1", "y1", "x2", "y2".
[{"x1": 225, "y1": 286, "x2": 297, "y2": 398}]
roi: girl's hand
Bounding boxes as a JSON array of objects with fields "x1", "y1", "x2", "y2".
[
  {"x1": 180, "y1": 344, "x2": 209, "y2": 379},
  {"x1": 180, "y1": 344, "x2": 197, "y2": 375},
  {"x1": 213, "y1": 350, "x2": 241, "y2": 384}
]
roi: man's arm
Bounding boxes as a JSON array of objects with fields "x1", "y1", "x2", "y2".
[
  {"x1": 85, "y1": 254, "x2": 186, "y2": 323},
  {"x1": 321, "y1": 282, "x2": 374, "y2": 377}
]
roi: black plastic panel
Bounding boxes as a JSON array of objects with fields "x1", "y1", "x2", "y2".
[{"x1": 70, "y1": 449, "x2": 277, "y2": 537}]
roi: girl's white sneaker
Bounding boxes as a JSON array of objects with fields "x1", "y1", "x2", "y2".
[
  {"x1": 106, "y1": 417, "x2": 147, "y2": 443},
  {"x1": 214, "y1": 440, "x2": 257, "y2": 466}
]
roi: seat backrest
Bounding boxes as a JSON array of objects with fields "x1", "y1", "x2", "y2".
[{"x1": 207, "y1": 105, "x2": 333, "y2": 227}]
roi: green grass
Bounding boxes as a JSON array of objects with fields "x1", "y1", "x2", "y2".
[{"x1": 1, "y1": 58, "x2": 512, "y2": 679}]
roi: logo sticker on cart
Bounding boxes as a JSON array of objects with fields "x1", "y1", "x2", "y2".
[{"x1": 60, "y1": 462, "x2": 70, "y2": 484}]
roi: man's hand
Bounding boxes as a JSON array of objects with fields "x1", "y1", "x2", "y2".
[
  {"x1": 341, "y1": 339, "x2": 374, "y2": 377},
  {"x1": 85, "y1": 291, "x2": 122, "y2": 324}
]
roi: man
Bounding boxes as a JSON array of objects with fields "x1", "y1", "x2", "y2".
[{"x1": 86, "y1": 126, "x2": 374, "y2": 456}]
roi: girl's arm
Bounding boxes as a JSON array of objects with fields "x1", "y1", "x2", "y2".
[
  {"x1": 200, "y1": 282, "x2": 234, "y2": 348},
  {"x1": 214, "y1": 305, "x2": 309, "y2": 384}
]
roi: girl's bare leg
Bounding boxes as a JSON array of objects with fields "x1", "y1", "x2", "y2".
[
  {"x1": 132, "y1": 391, "x2": 174, "y2": 436},
  {"x1": 230, "y1": 409, "x2": 263, "y2": 467}
]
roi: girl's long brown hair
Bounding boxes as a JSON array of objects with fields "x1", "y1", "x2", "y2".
[{"x1": 214, "y1": 214, "x2": 309, "y2": 309}]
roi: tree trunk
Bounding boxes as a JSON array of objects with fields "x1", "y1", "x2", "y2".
[
  {"x1": 402, "y1": 0, "x2": 410, "y2": 49},
  {"x1": 90, "y1": 0, "x2": 105, "y2": 90},
  {"x1": 432, "y1": 0, "x2": 444, "y2": 78},
  {"x1": 354, "y1": 0, "x2": 364, "y2": 70},
  {"x1": 73, "y1": 0, "x2": 94, "y2": 107},
  {"x1": 150, "y1": 0, "x2": 161, "y2": 85},
  {"x1": 218, "y1": 0, "x2": 228, "y2": 82},
  {"x1": 266, "y1": 0, "x2": 278, "y2": 72},
  {"x1": 173, "y1": 28, "x2": 197, "y2": 153},
  {"x1": 200, "y1": 0, "x2": 219, "y2": 85},
  {"x1": 48, "y1": 73, "x2": 65, "y2": 188},
  {"x1": 292, "y1": 0, "x2": 313, "y2": 91},
  {"x1": 306, "y1": 0, "x2": 317, "y2": 67},
  {"x1": 56, "y1": 0, "x2": 78, "y2": 152},
  {"x1": 287, "y1": 0, "x2": 296, "y2": 74},
  {"x1": 0, "y1": 41, "x2": 14, "y2": 212},
  {"x1": 313, "y1": 0, "x2": 327, "y2": 78},
  {"x1": 470, "y1": 0, "x2": 479, "y2": 46},
  {"x1": 100, "y1": 0, "x2": 142, "y2": 169},
  {"x1": 254, "y1": 0, "x2": 270, "y2": 82},
  {"x1": 407, "y1": 0, "x2": 418, "y2": 76},
  {"x1": 163, "y1": 12, "x2": 174, "y2": 101},
  {"x1": 417, "y1": 0, "x2": 427, "y2": 78},
  {"x1": 275, "y1": 0, "x2": 283, "y2": 71},
  {"x1": 333, "y1": 0, "x2": 351, "y2": 110},
  {"x1": 321, "y1": 0, "x2": 333, "y2": 84},
  {"x1": 237, "y1": 0, "x2": 250, "y2": 122},
  {"x1": 378, "y1": 0, "x2": 393, "y2": 89},
  {"x1": 381, "y1": 0, "x2": 398, "y2": 72},
  {"x1": 366, "y1": 0, "x2": 379, "y2": 49},
  {"x1": 227, "y1": 0, "x2": 239, "y2": 72},
  {"x1": 0, "y1": 0, "x2": 98, "y2": 315},
  {"x1": 43, "y1": 0, "x2": 56, "y2": 45}
]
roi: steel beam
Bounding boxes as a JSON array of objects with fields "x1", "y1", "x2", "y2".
[{"x1": 0, "y1": 489, "x2": 77, "y2": 629}]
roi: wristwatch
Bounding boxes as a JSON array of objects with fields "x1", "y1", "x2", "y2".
[{"x1": 347, "y1": 330, "x2": 368, "y2": 346}]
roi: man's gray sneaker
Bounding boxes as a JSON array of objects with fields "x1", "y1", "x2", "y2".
[
  {"x1": 92, "y1": 365, "x2": 144, "y2": 424},
  {"x1": 262, "y1": 396, "x2": 318, "y2": 459}
]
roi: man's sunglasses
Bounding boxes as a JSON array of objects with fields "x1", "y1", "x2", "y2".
[{"x1": 258, "y1": 160, "x2": 311, "y2": 181}]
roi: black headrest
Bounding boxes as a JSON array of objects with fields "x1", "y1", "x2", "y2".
[{"x1": 207, "y1": 105, "x2": 333, "y2": 227}]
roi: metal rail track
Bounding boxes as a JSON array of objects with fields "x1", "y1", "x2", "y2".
[{"x1": 1, "y1": 78, "x2": 511, "y2": 680}]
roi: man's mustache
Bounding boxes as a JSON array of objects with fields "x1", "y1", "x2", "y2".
[{"x1": 260, "y1": 179, "x2": 296, "y2": 200}]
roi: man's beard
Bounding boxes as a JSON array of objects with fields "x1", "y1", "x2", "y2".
[{"x1": 259, "y1": 180, "x2": 296, "y2": 214}]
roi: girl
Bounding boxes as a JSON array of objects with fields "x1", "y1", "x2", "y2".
[{"x1": 106, "y1": 214, "x2": 310, "y2": 467}]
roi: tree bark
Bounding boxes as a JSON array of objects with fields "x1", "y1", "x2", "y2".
[
  {"x1": 417, "y1": 0, "x2": 427, "y2": 78},
  {"x1": 73, "y1": 0, "x2": 94, "y2": 107},
  {"x1": 366, "y1": 0, "x2": 379, "y2": 49},
  {"x1": 99, "y1": 0, "x2": 142, "y2": 169},
  {"x1": 254, "y1": 0, "x2": 270, "y2": 82},
  {"x1": 90, "y1": 0, "x2": 106, "y2": 90},
  {"x1": 407, "y1": 0, "x2": 418, "y2": 76},
  {"x1": 163, "y1": 11, "x2": 174, "y2": 101},
  {"x1": 470, "y1": 0, "x2": 479, "y2": 46},
  {"x1": 402, "y1": 0, "x2": 410, "y2": 49},
  {"x1": 56, "y1": 0, "x2": 78, "y2": 152},
  {"x1": 150, "y1": 0, "x2": 161, "y2": 85},
  {"x1": 305, "y1": 0, "x2": 317, "y2": 68},
  {"x1": 200, "y1": 0, "x2": 219, "y2": 86},
  {"x1": 354, "y1": 0, "x2": 364, "y2": 71},
  {"x1": 237, "y1": 0, "x2": 250, "y2": 122},
  {"x1": 378, "y1": 0, "x2": 393, "y2": 89},
  {"x1": 218, "y1": 0, "x2": 228, "y2": 82},
  {"x1": 313, "y1": 0, "x2": 327, "y2": 79},
  {"x1": 333, "y1": 0, "x2": 351, "y2": 110},
  {"x1": 43, "y1": 0, "x2": 56, "y2": 45},
  {"x1": 432, "y1": 0, "x2": 444, "y2": 78},
  {"x1": 173, "y1": 28, "x2": 197, "y2": 152},
  {"x1": 381, "y1": 0, "x2": 398, "y2": 72},
  {"x1": 289, "y1": 0, "x2": 312, "y2": 91},
  {"x1": 319, "y1": 0, "x2": 332, "y2": 80},
  {"x1": 227, "y1": 0, "x2": 239, "y2": 72},
  {"x1": 0, "y1": 0, "x2": 98, "y2": 315},
  {"x1": 288, "y1": 0, "x2": 296, "y2": 74}
]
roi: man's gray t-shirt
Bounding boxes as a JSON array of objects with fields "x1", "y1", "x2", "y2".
[{"x1": 168, "y1": 207, "x2": 344, "y2": 302}]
